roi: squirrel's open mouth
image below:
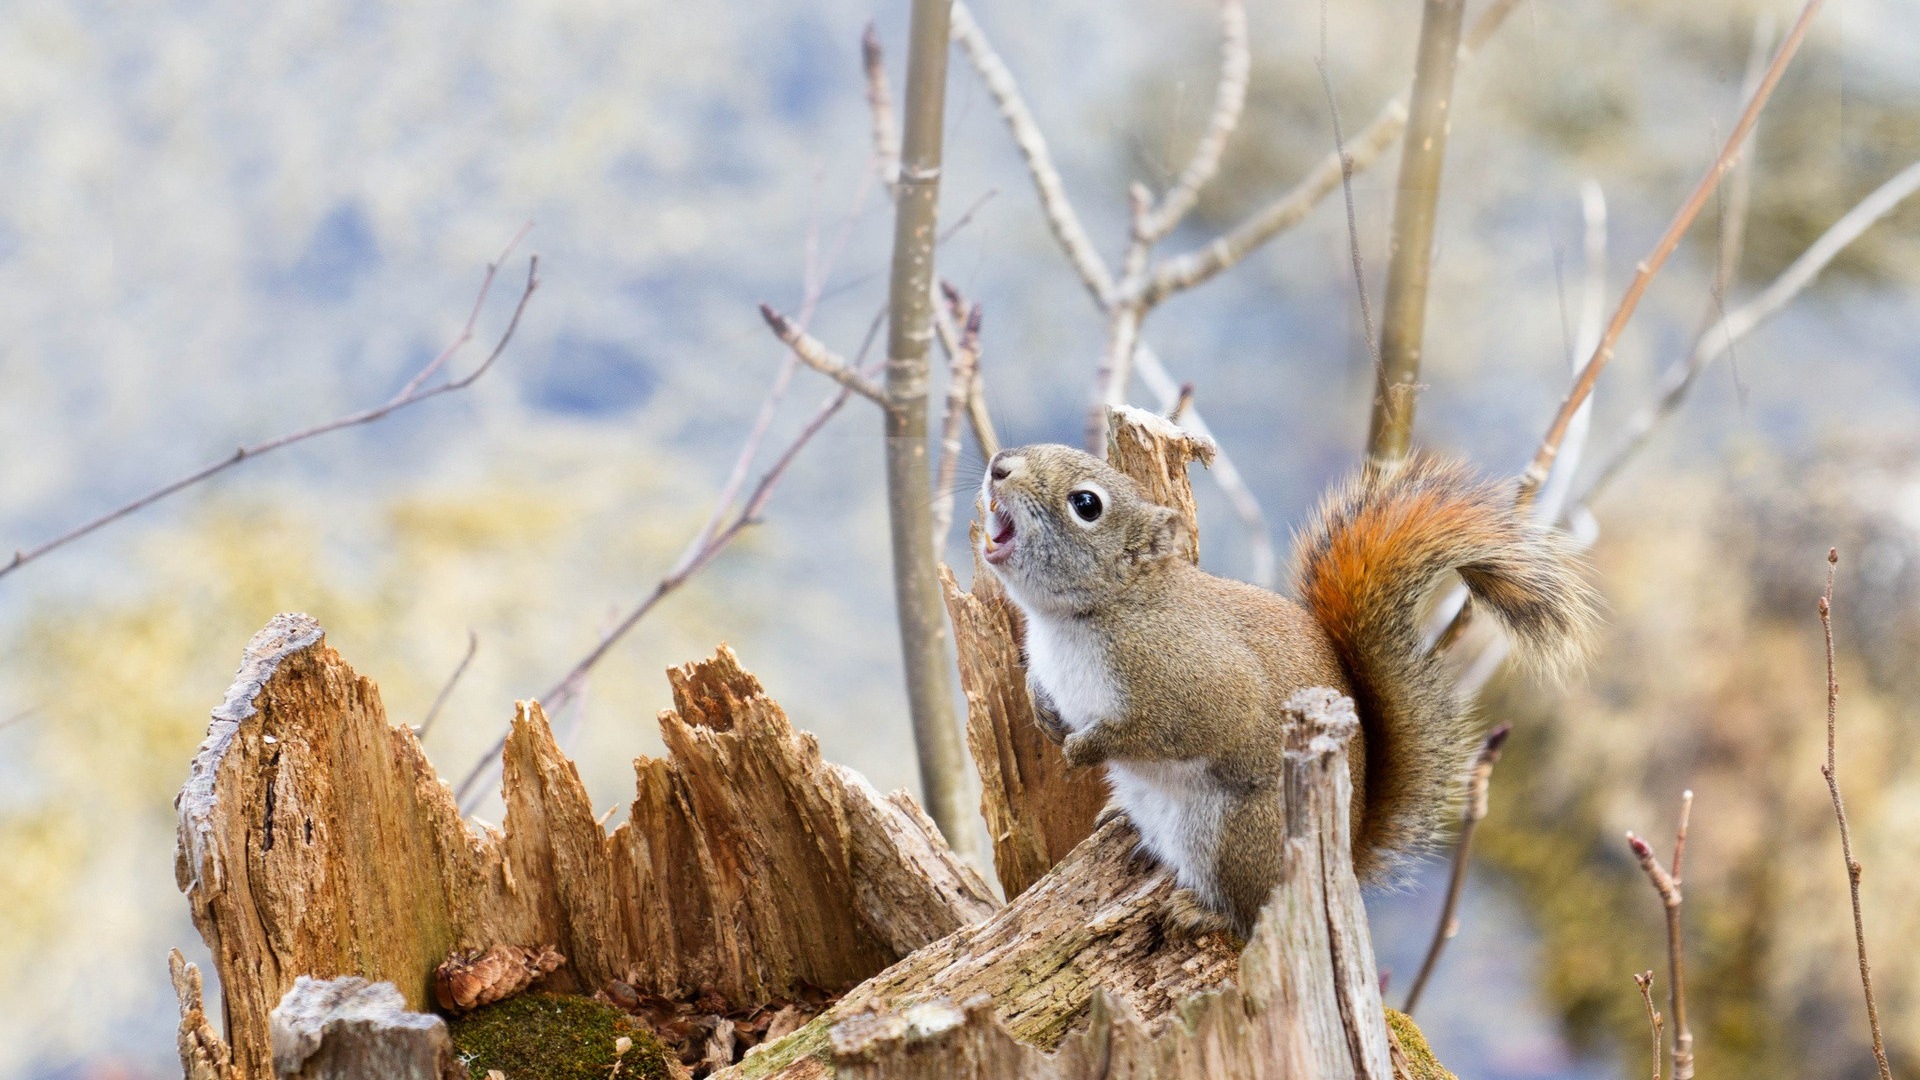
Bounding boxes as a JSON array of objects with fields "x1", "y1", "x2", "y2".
[{"x1": 983, "y1": 506, "x2": 1017, "y2": 565}]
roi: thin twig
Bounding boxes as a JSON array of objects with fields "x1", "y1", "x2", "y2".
[
  {"x1": 950, "y1": 0, "x2": 1115, "y2": 304},
  {"x1": 1402, "y1": 724, "x2": 1509, "y2": 1016},
  {"x1": 1634, "y1": 971, "x2": 1665, "y2": 1080},
  {"x1": 454, "y1": 367, "x2": 875, "y2": 812},
  {"x1": 1086, "y1": 185, "x2": 1155, "y2": 453},
  {"x1": 1139, "y1": 0, "x2": 1522, "y2": 306},
  {"x1": 1317, "y1": 52, "x2": 1381, "y2": 397},
  {"x1": 1627, "y1": 790, "x2": 1695, "y2": 1080},
  {"x1": 1577, "y1": 158, "x2": 1920, "y2": 506},
  {"x1": 1694, "y1": 18, "x2": 1774, "y2": 352},
  {"x1": 864, "y1": 22, "x2": 901, "y2": 193},
  {"x1": 1138, "y1": 0, "x2": 1250, "y2": 243},
  {"x1": 1, "y1": 233, "x2": 539, "y2": 581},
  {"x1": 1821, "y1": 548, "x2": 1894, "y2": 1080},
  {"x1": 1367, "y1": 0, "x2": 1468, "y2": 468},
  {"x1": 417, "y1": 629, "x2": 478, "y2": 741},
  {"x1": 931, "y1": 284, "x2": 982, "y2": 549},
  {"x1": 1146, "y1": 96, "x2": 1406, "y2": 307},
  {"x1": 758, "y1": 304, "x2": 889, "y2": 404},
  {"x1": 456, "y1": 175, "x2": 892, "y2": 811},
  {"x1": 1165, "y1": 383, "x2": 1196, "y2": 423},
  {"x1": 1518, "y1": 0, "x2": 1826, "y2": 505},
  {"x1": 1136, "y1": 343, "x2": 1276, "y2": 586}
]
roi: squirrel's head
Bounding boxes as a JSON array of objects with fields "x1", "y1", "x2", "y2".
[{"x1": 978, "y1": 443, "x2": 1189, "y2": 616}]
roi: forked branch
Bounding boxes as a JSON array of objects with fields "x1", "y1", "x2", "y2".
[{"x1": 1628, "y1": 790, "x2": 1696, "y2": 1080}]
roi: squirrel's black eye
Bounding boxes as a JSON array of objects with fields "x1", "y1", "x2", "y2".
[{"x1": 1068, "y1": 489, "x2": 1103, "y2": 522}]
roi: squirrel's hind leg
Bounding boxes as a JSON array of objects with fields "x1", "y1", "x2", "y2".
[
  {"x1": 1161, "y1": 887, "x2": 1236, "y2": 940},
  {"x1": 1213, "y1": 785, "x2": 1289, "y2": 938}
]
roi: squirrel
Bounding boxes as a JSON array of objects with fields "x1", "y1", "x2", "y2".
[{"x1": 977, "y1": 440, "x2": 1598, "y2": 937}]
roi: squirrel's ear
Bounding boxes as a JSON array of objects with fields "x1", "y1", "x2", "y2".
[{"x1": 1133, "y1": 505, "x2": 1188, "y2": 563}]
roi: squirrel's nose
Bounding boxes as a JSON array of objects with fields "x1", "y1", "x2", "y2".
[{"x1": 990, "y1": 461, "x2": 1011, "y2": 481}]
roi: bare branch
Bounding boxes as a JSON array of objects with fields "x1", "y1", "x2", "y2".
[
  {"x1": 1138, "y1": 0, "x2": 1251, "y2": 243},
  {"x1": 1633, "y1": 971, "x2": 1665, "y2": 1080},
  {"x1": 1578, "y1": 158, "x2": 1920, "y2": 506},
  {"x1": 1136, "y1": 343, "x2": 1276, "y2": 587},
  {"x1": 1518, "y1": 0, "x2": 1827, "y2": 506},
  {"x1": 1, "y1": 238, "x2": 540, "y2": 581},
  {"x1": 759, "y1": 303, "x2": 889, "y2": 404},
  {"x1": 1367, "y1": 0, "x2": 1468, "y2": 467},
  {"x1": 950, "y1": 0, "x2": 1115, "y2": 304},
  {"x1": 454, "y1": 367, "x2": 875, "y2": 812},
  {"x1": 1145, "y1": 97, "x2": 1406, "y2": 307},
  {"x1": 880, "y1": 0, "x2": 976, "y2": 856},
  {"x1": 1087, "y1": 187, "x2": 1154, "y2": 452},
  {"x1": 1821, "y1": 549, "x2": 1895, "y2": 1080},
  {"x1": 1627, "y1": 791, "x2": 1696, "y2": 1080},
  {"x1": 1317, "y1": 54, "x2": 1383, "y2": 411},
  {"x1": 931, "y1": 285, "x2": 982, "y2": 549},
  {"x1": 1139, "y1": 0, "x2": 1522, "y2": 307},
  {"x1": 863, "y1": 22, "x2": 901, "y2": 193},
  {"x1": 1402, "y1": 724, "x2": 1509, "y2": 1016},
  {"x1": 416, "y1": 629, "x2": 478, "y2": 741}
]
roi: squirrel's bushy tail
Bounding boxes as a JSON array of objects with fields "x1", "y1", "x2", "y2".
[{"x1": 1293, "y1": 454, "x2": 1599, "y2": 876}]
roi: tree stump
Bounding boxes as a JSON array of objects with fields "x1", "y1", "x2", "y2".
[{"x1": 169, "y1": 407, "x2": 1438, "y2": 1079}]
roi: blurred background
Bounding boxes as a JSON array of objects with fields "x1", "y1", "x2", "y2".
[{"x1": 2, "y1": 0, "x2": 1916, "y2": 1076}]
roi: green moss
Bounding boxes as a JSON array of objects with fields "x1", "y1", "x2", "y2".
[
  {"x1": 447, "y1": 993, "x2": 671, "y2": 1080},
  {"x1": 1385, "y1": 1010, "x2": 1457, "y2": 1080}
]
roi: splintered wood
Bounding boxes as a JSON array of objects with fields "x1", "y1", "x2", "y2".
[
  {"x1": 727, "y1": 690, "x2": 1395, "y2": 1080},
  {"x1": 174, "y1": 614, "x2": 992, "y2": 1079},
  {"x1": 940, "y1": 405, "x2": 1212, "y2": 899}
]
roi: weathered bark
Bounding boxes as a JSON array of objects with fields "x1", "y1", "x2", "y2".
[
  {"x1": 940, "y1": 405, "x2": 1213, "y2": 899},
  {"x1": 727, "y1": 690, "x2": 1396, "y2": 1079},
  {"x1": 1103, "y1": 405, "x2": 1215, "y2": 566},
  {"x1": 175, "y1": 615, "x2": 993, "y2": 1079},
  {"x1": 171, "y1": 950, "x2": 233, "y2": 1080},
  {"x1": 269, "y1": 976, "x2": 458, "y2": 1080}
]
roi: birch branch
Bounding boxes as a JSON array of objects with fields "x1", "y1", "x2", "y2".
[
  {"x1": 1, "y1": 233, "x2": 539, "y2": 582},
  {"x1": 1367, "y1": 0, "x2": 1468, "y2": 467},
  {"x1": 880, "y1": 0, "x2": 976, "y2": 856}
]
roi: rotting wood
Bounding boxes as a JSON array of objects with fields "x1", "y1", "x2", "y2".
[
  {"x1": 171, "y1": 950, "x2": 233, "y2": 1080},
  {"x1": 269, "y1": 976, "x2": 458, "y2": 1080},
  {"x1": 940, "y1": 405, "x2": 1213, "y2": 899},
  {"x1": 174, "y1": 614, "x2": 994, "y2": 1079},
  {"x1": 726, "y1": 688, "x2": 1396, "y2": 1079}
]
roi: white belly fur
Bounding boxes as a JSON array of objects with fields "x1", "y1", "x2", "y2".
[
  {"x1": 1023, "y1": 611, "x2": 1223, "y2": 899},
  {"x1": 1022, "y1": 613, "x2": 1120, "y2": 733},
  {"x1": 1105, "y1": 760, "x2": 1227, "y2": 905}
]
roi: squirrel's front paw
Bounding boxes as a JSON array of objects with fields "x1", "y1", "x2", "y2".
[
  {"x1": 1161, "y1": 888, "x2": 1235, "y2": 940},
  {"x1": 1032, "y1": 707, "x2": 1069, "y2": 747},
  {"x1": 1061, "y1": 730, "x2": 1104, "y2": 768}
]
